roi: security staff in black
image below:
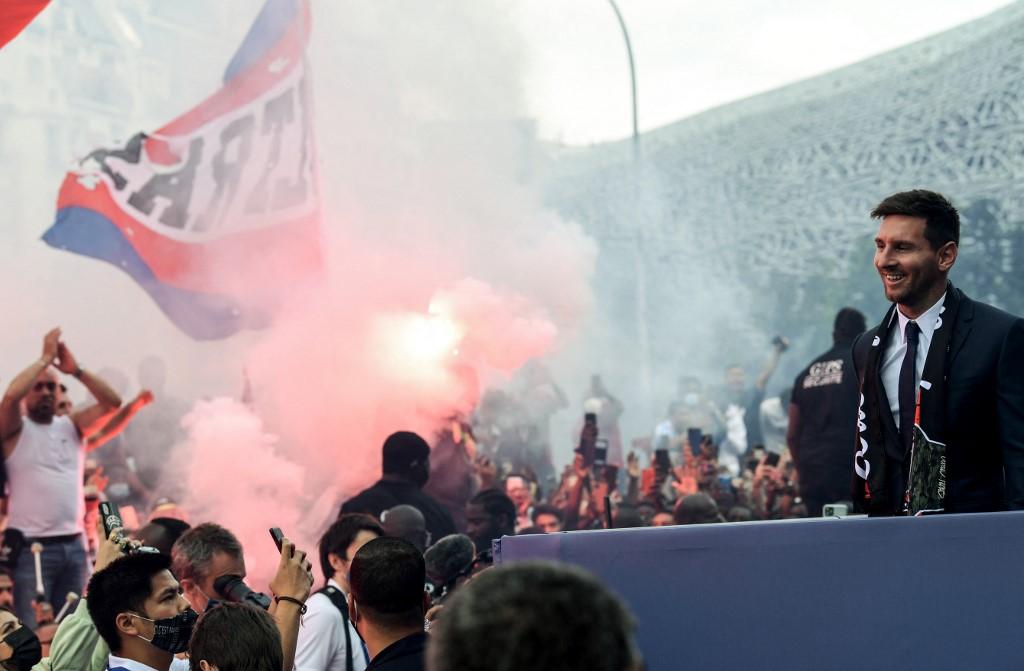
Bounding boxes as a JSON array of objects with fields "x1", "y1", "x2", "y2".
[{"x1": 788, "y1": 308, "x2": 867, "y2": 516}]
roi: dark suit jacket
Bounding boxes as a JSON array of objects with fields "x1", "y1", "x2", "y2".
[{"x1": 853, "y1": 288, "x2": 1024, "y2": 513}]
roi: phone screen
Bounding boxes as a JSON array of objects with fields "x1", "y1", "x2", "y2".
[
  {"x1": 269, "y1": 527, "x2": 285, "y2": 554},
  {"x1": 687, "y1": 428, "x2": 703, "y2": 458}
]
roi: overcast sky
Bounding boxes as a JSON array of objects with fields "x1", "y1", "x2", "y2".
[{"x1": 514, "y1": 0, "x2": 1016, "y2": 145}]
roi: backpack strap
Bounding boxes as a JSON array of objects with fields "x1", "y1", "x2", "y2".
[{"x1": 316, "y1": 586, "x2": 355, "y2": 671}]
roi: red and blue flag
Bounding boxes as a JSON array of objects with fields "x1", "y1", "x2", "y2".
[{"x1": 43, "y1": 0, "x2": 321, "y2": 340}]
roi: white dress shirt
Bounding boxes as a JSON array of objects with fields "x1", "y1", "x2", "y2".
[
  {"x1": 880, "y1": 293, "x2": 947, "y2": 429},
  {"x1": 294, "y1": 579, "x2": 367, "y2": 671}
]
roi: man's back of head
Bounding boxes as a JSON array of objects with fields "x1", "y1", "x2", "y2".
[
  {"x1": 674, "y1": 493, "x2": 725, "y2": 525},
  {"x1": 189, "y1": 602, "x2": 282, "y2": 671},
  {"x1": 348, "y1": 537, "x2": 428, "y2": 659},
  {"x1": 382, "y1": 504, "x2": 429, "y2": 553},
  {"x1": 382, "y1": 431, "x2": 431, "y2": 487},
  {"x1": 427, "y1": 560, "x2": 640, "y2": 671},
  {"x1": 134, "y1": 517, "x2": 192, "y2": 556},
  {"x1": 423, "y1": 534, "x2": 475, "y2": 601},
  {"x1": 833, "y1": 307, "x2": 867, "y2": 346}
]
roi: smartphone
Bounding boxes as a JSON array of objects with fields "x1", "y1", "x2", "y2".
[
  {"x1": 578, "y1": 412, "x2": 598, "y2": 467},
  {"x1": 687, "y1": 428, "x2": 703, "y2": 458},
  {"x1": 594, "y1": 438, "x2": 608, "y2": 466},
  {"x1": 99, "y1": 501, "x2": 124, "y2": 540},
  {"x1": 764, "y1": 452, "x2": 781, "y2": 468},
  {"x1": 654, "y1": 448, "x2": 671, "y2": 472},
  {"x1": 269, "y1": 527, "x2": 285, "y2": 554}
]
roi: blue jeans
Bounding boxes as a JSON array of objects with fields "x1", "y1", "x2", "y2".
[{"x1": 13, "y1": 535, "x2": 89, "y2": 629}]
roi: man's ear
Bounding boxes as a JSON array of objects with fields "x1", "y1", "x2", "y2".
[
  {"x1": 115, "y1": 612, "x2": 142, "y2": 638},
  {"x1": 328, "y1": 552, "x2": 347, "y2": 577},
  {"x1": 199, "y1": 661, "x2": 217, "y2": 671},
  {"x1": 348, "y1": 596, "x2": 359, "y2": 626},
  {"x1": 938, "y1": 241, "x2": 958, "y2": 272}
]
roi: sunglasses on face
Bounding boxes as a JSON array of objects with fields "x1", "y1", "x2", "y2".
[{"x1": 33, "y1": 381, "x2": 57, "y2": 393}]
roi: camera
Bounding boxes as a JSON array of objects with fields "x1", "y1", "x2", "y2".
[
  {"x1": 213, "y1": 574, "x2": 272, "y2": 610},
  {"x1": 822, "y1": 503, "x2": 849, "y2": 518}
]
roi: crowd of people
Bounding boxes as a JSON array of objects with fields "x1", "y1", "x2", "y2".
[
  {"x1": 0, "y1": 314, "x2": 858, "y2": 671},
  {"x1": 0, "y1": 189, "x2": 1021, "y2": 670}
]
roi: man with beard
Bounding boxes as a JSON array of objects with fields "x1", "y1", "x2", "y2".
[
  {"x1": 854, "y1": 190, "x2": 1024, "y2": 515},
  {"x1": 342, "y1": 432, "x2": 456, "y2": 542},
  {"x1": 0, "y1": 328, "x2": 121, "y2": 627},
  {"x1": 464, "y1": 489, "x2": 515, "y2": 554}
]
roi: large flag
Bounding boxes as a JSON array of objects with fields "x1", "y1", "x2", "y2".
[
  {"x1": 43, "y1": 0, "x2": 321, "y2": 340},
  {"x1": 0, "y1": 0, "x2": 48, "y2": 50}
]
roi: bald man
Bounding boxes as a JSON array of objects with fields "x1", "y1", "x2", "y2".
[{"x1": 0, "y1": 328, "x2": 121, "y2": 627}]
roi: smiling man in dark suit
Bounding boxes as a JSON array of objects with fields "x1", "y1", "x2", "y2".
[{"x1": 852, "y1": 189, "x2": 1024, "y2": 515}]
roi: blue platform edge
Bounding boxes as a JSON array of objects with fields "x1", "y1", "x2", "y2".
[{"x1": 495, "y1": 512, "x2": 1024, "y2": 671}]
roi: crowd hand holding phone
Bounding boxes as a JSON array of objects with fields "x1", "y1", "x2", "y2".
[
  {"x1": 92, "y1": 516, "x2": 135, "y2": 572},
  {"x1": 269, "y1": 534, "x2": 314, "y2": 613},
  {"x1": 625, "y1": 452, "x2": 641, "y2": 480},
  {"x1": 473, "y1": 455, "x2": 497, "y2": 490}
]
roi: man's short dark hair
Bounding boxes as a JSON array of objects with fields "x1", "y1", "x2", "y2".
[
  {"x1": 429, "y1": 561, "x2": 639, "y2": 671},
  {"x1": 135, "y1": 517, "x2": 192, "y2": 556},
  {"x1": 871, "y1": 189, "x2": 960, "y2": 248},
  {"x1": 349, "y1": 537, "x2": 425, "y2": 630},
  {"x1": 319, "y1": 514, "x2": 383, "y2": 582},
  {"x1": 171, "y1": 523, "x2": 242, "y2": 585},
  {"x1": 530, "y1": 504, "x2": 564, "y2": 525},
  {"x1": 674, "y1": 493, "x2": 725, "y2": 525},
  {"x1": 469, "y1": 489, "x2": 516, "y2": 531},
  {"x1": 87, "y1": 553, "x2": 173, "y2": 653},
  {"x1": 188, "y1": 602, "x2": 281, "y2": 671},
  {"x1": 382, "y1": 431, "x2": 430, "y2": 475},
  {"x1": 833, "y1": 307, "x2": 867, "y2": 344}
]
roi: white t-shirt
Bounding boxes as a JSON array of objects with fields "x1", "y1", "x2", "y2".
[
  {"x1": 294, "y1": 579, "x2": 367, "y2": 671},
  {"x1": 6, "y1": 415, "x2": 84, "y2": 537},
  {"x1": 881, "y1": 294, "x2": 946, "y2": 429},
  {"x1": 107, "y1": 653, "x2": 190, "y2": 671}
]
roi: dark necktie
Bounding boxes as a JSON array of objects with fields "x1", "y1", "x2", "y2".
[{"x1": 898, "y1": 321, "x2": 921, "y2": 452}]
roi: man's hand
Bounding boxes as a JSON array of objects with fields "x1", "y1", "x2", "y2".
[
  {"x1": 95, "y1": 521, "x2": 127, "y2": 573},
  {"x1": 42, "y1": 328, "x2": 61, "y2": 364},
  {"x1": 54, "y1": 342, "x2": 80, "y2": 375},
  {"x1": 474, "y1": 456, "x2": 497, "y2": 490},
  {"x1": 270, "y1": 539, "x2": 313, "y2": 604},
  {"x1": 84, "y1": 466, "x2": 109, "y2": 496},
  {"x1": 134, "y1": 390, "x2": 155, "y2": 407}
]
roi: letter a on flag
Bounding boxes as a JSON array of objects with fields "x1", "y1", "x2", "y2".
[{"x1": 43, "y1": 0, "x2": 321, "y2": 340}]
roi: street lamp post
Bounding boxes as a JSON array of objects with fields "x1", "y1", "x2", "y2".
[{"x1": 607, "y1": 0, "x2": 652, "y2": 423}]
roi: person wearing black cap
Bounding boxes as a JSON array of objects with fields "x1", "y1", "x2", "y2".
[
  {"x1": 341, "y1": 432, "x2": 456, "y2": 543},
  {"x1": 788, "y1": 307, "x2": 867, "y2": 516}
]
